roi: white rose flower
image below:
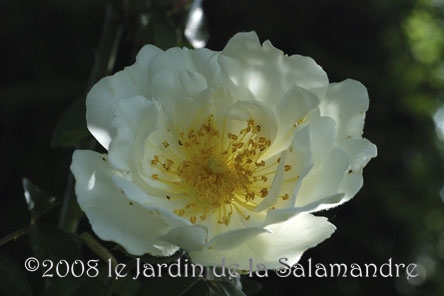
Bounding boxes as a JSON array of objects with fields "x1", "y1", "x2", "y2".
[{"x1": 71, "y1": 32, "x2": 376, "y2": 269}]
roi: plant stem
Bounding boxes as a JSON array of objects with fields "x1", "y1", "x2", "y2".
[
  {"x1": 0, "y1": 226, "x2": 29, "y2": 247},
  {"x1": 88, "y1": 0, "x2": 123, "y2": 89},
  {"x1": 58, "y1": 0, "x2": 123, "y2": 233}
]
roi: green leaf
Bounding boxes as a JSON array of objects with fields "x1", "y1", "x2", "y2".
[
  {"x1": 136, "y1": 277, "x2": 202, "y2": 296},
  {"x1": 183, "y1": 279, "x2": 212, "y2": 296},
  {"x1": 136, "y1": 276, "x2": 247, "y2": 296},
  {"x1": 0, "y1": 252, "x2": 32, "y2": 296},
  {"x1": 241, "y1": 278, "x2": 262, "y2": 295},
  {"x1": 28, "y1": 225, "x2": 85, "y2": 296},
  {"x1": 51, "y1": 98, "x2": 91, "y2": 148},
  {"x1": 112, "y1": 273, "x2": 143, "y2": 296},
  {"x1": 207, "y1": 280, "x2": 246, "y2": 296},
  {"x1": 22, "y1": 178, "x2": 58, "y2": 223},
  {"x1": 71, "y1": 264, "x2": 109, "y2": 296}
]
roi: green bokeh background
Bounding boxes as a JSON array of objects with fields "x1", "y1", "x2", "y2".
[{"x1": 1, "y1": 0, "x2": 444, "y2": 295}]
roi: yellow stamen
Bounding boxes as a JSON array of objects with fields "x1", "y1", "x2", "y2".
[{"x1": 150, "y1": 116, "x2": 280, "y2": 225}]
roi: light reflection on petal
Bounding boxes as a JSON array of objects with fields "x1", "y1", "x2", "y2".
[{"x1": 88, "y1": 171, "x2": 96, "y2": 191}]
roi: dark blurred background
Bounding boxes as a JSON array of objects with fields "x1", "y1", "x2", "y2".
[{"x1": 1, "y1": 0, "x2": 444, "y2": 295}]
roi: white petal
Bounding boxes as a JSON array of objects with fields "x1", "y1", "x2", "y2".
[
  {"x1": 296, "y1": 144, "x2": 350, "y2": 208},
  {"x1": 338, "y1": 138, "x2": 377, "y2": 201},
  {"x1": 189, "y1": 213, "x2": 335, "y2": 269},
  {"x1": 217, "y1": 100, "x2": 278, "y2": 152},
  {"x1": 320, "y1": 79, "x2": 369, "y2": 140},
  {"x1": 86, "y1": 45, "x2": 162, "y2": 149},
  {"x1": 167, "y1": 97, "x2": 205, "y2": 131},
  {"x1": 286, "y1": 126, "x2": 314, "y2": 183},
  {"x1": 254, "y1": 150, "x2": 287, "y2": 212},
  {"x1": 285, "y1": 53, "x2": 329, "y2": 99},
  {"x1": 108, "y1": 96, "x2": 158, "y2": 171},
  {"x1": 264, "y1": 193, "x2": 344, "y2": 226},
  {"x1": 128, "y1": 45, "x2": 165, "y2": 96},
  {"x1": 253, "y1": 213, "x2": 335, "y2": 267},
  {"x1": 137, "y1": 128, "x2": 185, "y2": 193},
  {"x1": 276, "y1": 85, "x2": 320, "y2": 126},
  {"x1": 148, "y1": 47, "x2": 216, "y2": 79},
  {"x1": 111, "y1": 176, "x2": 190, "y2": 228},
  {"x1": 307, "y1": 116, "x2": 337, "y2": 164},
  {"x1": 71, "y1": 150, "x2": 178, "y2": 256},
  {"x1": 275, "y1": 126, "x2": 314, "y2": 207},
  {"x1": 340, "y1": 137, "x2": 377, "y2": 171},
  {"x1": 148, "y1": 47, "x2": 221, "y2": 100},
  {"x1": 161, "y1": 225, "x2": 208, "y2": 251},
  {"x1": 206, "y1": 227, "x2": 269, "y2": 250},
  {"x1": 159, "y1": 87, "x2": 234, "y2": 134},
  {"x1": 150, "y1": 70, "x2": 178, "y2": 99},
  {"x1": 271, "y1": 85, "x2": 320, "y2": 153},
  {"x1": 179, "y1": 70, "x2": 208, "y2": 96},
  {"x1": 219, "y1": 32, "x2": 329, "y2": 104}
]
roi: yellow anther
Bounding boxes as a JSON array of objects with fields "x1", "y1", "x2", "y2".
[
  {"x1": 151, "y1": 155, "x2": 160, "y2": 165},
  {"x1": 228, "y1": 132, "x2": 238, "y2": 140},
  {"x1": 152, "y1": 116, "x2": 279, "y2": 226},
  {"x1": 174, "y1": 209, "x2": 185, "y2": 216},
  {"x1": 260, "y1": 188, "x2": 269, "y2": 198},
  {"x1": 256, "y1": 160, "x2": 265, "y2": 167}
]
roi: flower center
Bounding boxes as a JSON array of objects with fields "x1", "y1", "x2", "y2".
[{"x1": 150, "y1": 116, "x2": 283, "y2": 225}]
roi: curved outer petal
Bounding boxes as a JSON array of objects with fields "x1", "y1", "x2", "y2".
[
  {"x1": 270, "y1": 84, "x2": 320, "y2": 156},
  {"x1": 218, "y1": 32, "x2": 329, "y2": 104},
  {"x1": 111, "y1": 176, "x2": 190, "y2": 227},
  {"x1": 108, "y1": 96, "x2": 159, "y2": 171},
  {"x1": 304, "y1": 78, "x2": 377, "y2": 210},
  {"x1": 295, "y1": 116, "x2": 347, "y2": 207},
  {"x1": 272, "y1": 126, "x2": 314, "y2": 210},
  {"x1": 264, "y1": 193, "x2": 344, "y2": 226},
  {"x1": 296, "y1": 144, "x2": 350, "y2": 208},
  {"x1": 86, "y1": 45, "x2": 163, "y2": 149},
  {"x1": 337, "y1": 138, "x2": 377, "y2": 204},
  {"x1": 148, "y1": 47, "x2": 221, "y2": 100},
  {"x1": 319, "y1": 79, "x2": 369, "y2": 140},
  {"x1": 71, "y1": 150, "x2": 178, "y2": 256},
  {"x1": 189, "y1": 213, "x2": 335, "y2": 270},
  {"x1": 161, "y1": 225, "x2": 208, "y2": 251},
  {"x1": 206, "y1": 227, "x2": 269, "y2": 251}
]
